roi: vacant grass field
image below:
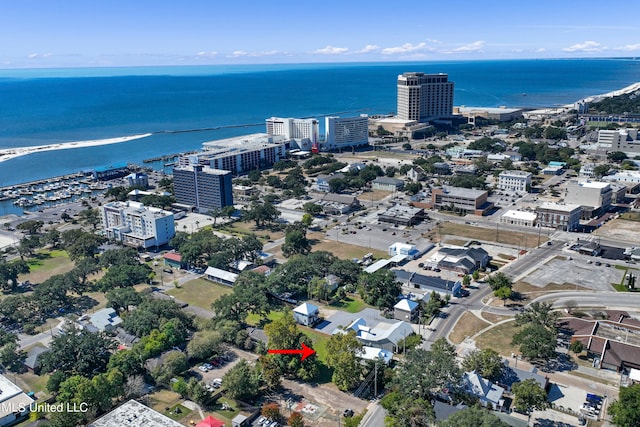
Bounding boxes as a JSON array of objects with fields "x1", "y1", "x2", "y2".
[
  {"x1": 300, "y1": 326, "x2": 332, "y2": 383},
  {"x1": 246, "y1": 310, "x2": 286, "y2": 327},
  {"x1": 435, "y1": 223, "x2": 545, "y2": 248},
  {"x1": 167, "y1": 278, "x2": 233, "y2": 310},
  {"x1": 220, "y1": 221, "x2": 285, "y2": 242},
  {"x1": 15, "y1": 370, "x2": 51, "y2": 399},
  {"x1": 357, "y1": 189, "x2": 392, "y2": 202},
  {"x1": 148, "y1": 389, "x2": 182, "y2": 413},
  {"x1": 474, "y1": 319, "x2": 522, "y2": 357},
  {"x1": 21, "y1": 249, "x2": 75, "y2": 283},
  {"x1": 329, "y1": 295, "x2": 370, "y2": 313},
  {"x1": 213, "y1": 397, "x2": 241, "y2": 423},
  {"x1": 481, "y1": 313, "x2": 513, "y2": 324},
  {"x1": 309, "y1": 233, "x2": 387, "y2": 260},
  {"x1": 620, "y1": 212, "x2": 640, "y2": 222},
  {"x1": 513, "y1": 281, "x2": 589, "y2": 294},
  {"x1": 449, "y1": 311, "x2": 490, "y2": 344}
]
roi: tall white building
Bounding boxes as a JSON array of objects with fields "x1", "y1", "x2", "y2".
[
  {"x1": 564, "y1": 180, "x2": 612, "y2": 218},
  {"x1": 397, "y1": 72, "x2": 454, "y2": 122},
  {"x1": 597, "y1": 128, "x2": 640, "y2": 154},
  {"x1": 101, "y1": 201, "x2": 175, "y2": 249},
  {"x1": 266, "y1": 117, "x2": 319, "y2": 150},
  {"x1": 324, "y1": 115, "x2": 369, "y2": 150},
  {"x1": 498, "y1": 170, "x2": 532, "y2": 192}
]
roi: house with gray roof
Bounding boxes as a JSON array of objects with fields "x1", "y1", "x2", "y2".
[
  {"x1": 90, "y1": 308, "x2": 122, "y2": 332},
  {"x1": 393, "y1": 269, "x2": 463, "y2": 297},
  {"x1": 462, "y1": 371, "x2": 505, "y2": 411},
  {"x1": 293, "y1": 303, "x2": 320, "y2": 326},
  {"x1": 337, "y1": 317, "x2": 414, "y2": 353},
  {"x1": 371, "y1": 177, "x2": 405, "y2": 192},
  {"x1": 394, "y1": 298, "x2": 419, "y2": 322},
  {"x1": 425, "y1": 246, "x2": 489, "y2": 274}
]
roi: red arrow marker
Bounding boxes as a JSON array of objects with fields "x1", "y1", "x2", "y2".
[{"x1": 267, "y1": 343, "x2": 316, "y2": 361}]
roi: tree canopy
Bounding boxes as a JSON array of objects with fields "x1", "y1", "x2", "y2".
[{"x1": 609, "y1": 384, "x2": 640, "y2": 427}]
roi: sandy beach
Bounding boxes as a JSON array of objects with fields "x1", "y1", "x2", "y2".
[
  {"x1": 564, "y1": 81, "x2": 640, "y2": 107},
  {"x1": 0, "y1": 133, "x2": 152, "y2": 164}
]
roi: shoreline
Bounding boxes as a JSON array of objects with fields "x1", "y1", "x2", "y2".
[
  {"x1": 0, "y1": 133, "x2": 152, "y2": 164},
  {"x1": 566, "y1": 81, "x2": 640, "y2": 107}
]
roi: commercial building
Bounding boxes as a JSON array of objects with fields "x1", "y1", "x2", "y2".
[
  {"x1": 371, "y1": 177, "x2": 404, "y2": 192},
  {"x1": 196, "y1": 133, "x2": 289, "y2": 174},
  {"x1": 430, "y1": 186, "x2": 493, "y2": 216},
  {"x1": 324, "y1": 115, "x2": 369, "y2": 150},
  {"x1": 424, "y1": 247, "x2": 490, "y2": 275},
  {"x1": 394, "y1": 299, "x2": 419, "y2": 322},
  {"x1": 378, "y1": 205, "x2": 424, "y2": 226},
  {"x1": 601, "y1": 171, "x2": 640, "y2": 194},
  {"x1": 125, "y1": 172, "x2": 149, "y2": 189},
  {"x1": 101, "y1": 201, "x2": 175, "y2": 249},
  {"x1": 173, "y1": 164, "x2": 233, "y2": 213},
  {"x1": 204, "y1": 266, "x2": 238, "y2": 286},
  {"x1": 266, "y1": 117, "x2": 319, "y2": 151},
  {"x1": 393, "y1": 269, "x2": 463, "y2": 298},
  {"x1": 89, "y1": 399, "x2": 184, "y2": 427},
  {"x1": 0, "y1": 374, "x2": 34, "y2": 426},
  {"x1": 535, "y1": 202, "x2": 581, "y2": 231},
  {"x1": 397, "y1": 72, "x2": 454, "y2": 122},
  {"x1": 368, "y1": 116, "x2": 433, "y2": 139},
  {"x1": 454, "y1": 106, "x2": 523, "y2": 122},
  {"x1": 597, "y1": 128, "x2": 640, "y2": 155},
  {"x1": 498, "y1": 170, "x2": 532, "y2": 192},
  {"x1": 564, "y1": 180, "x2": 612, "y2": 218},
  {"x1": 500, "y1": 210, "x2": 537, "y2": 227}
]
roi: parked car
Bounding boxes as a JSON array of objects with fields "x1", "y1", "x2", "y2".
[{"x1": 198, "y1": 365, "x2": 209, "y2": 373}]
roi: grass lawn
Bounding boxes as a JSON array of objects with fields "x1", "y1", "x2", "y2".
[
  {"x1": 481, "y1": 313, "x2": 513, "y2": 324},
  {"x1": 21, "y1": 249, "x2": 75, "y2": 283},
  {"x1": 620, "y1": 212, "x2": 640, "y2": 222},
  {"x1": 513, "y1": 281, "x2": 588, "y2": 294},
  {"x1": 213, "y1": 397, "x2": 240, "y2": 424},
  {"x1": 246, "y1": 310, "x2": 286, "y2": 327},
  {"x1": 300, "y1": 327, "x2": 332, "y2": 384},
  {"x1": 147, "y1": 389, "x2": 182, "y2": 413},
  {"x1": 309, "y1": 233, "x2": 387, "y2": 260},
  {"x1": 220, "y1": 221, "x2": 285, "y2": 242},
  {"x1": 167, "y1": 278, "x2": 233, "y2": 310},
  {"x1": 449, "y1": 311, "x2": 490, "y2": 344},
  {"x1": 164, "y1": 404, "x2": 193, "y2": 422},
  {"x1": 474, "y1": 319, "x2": 523, "y2": 357},
  {"x1": 357, "y1": 189, "x2": 392, "y2": 202},
  {"x1": 329, "y1": 296, "x2": 370, "y2": 313},
  {"x1": 435, "y1": 223, "x2": 545, "y2": 248},
  {"x1": 14, "y1": 370, "x2": 51, "y2": 400}
]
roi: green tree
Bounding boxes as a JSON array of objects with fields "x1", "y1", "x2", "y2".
[
  {"x1": 223, "y1": 359, "x2": 261, "y2": 401},
  {"x1": 16, "y1": 220, "x2": 44, "y2": 235},
  {"x1": 515, "y1": 302, "x2": 558, "y2": 330},
  {"x1": 494, "y1": 286, "x2": 512, "y2": 305},
  {"x1": 487, "y1": 272, "x2": 513, "y2": 291},
  {"x1": 282, "y1": 226, "x2": 311, "y2": 257},
  {"x1": 78, "y1": 208, "x2": 101, "y2": 229},
  {"x1": 303, "y1": 202, "x2": 323, "y2": 215},
  {"x1": 186, "y1": 330, "x2": 224, "y2": 360},
  {"x1": 512, "y1": 323, "x2": 557, "y2": 360},
  {"x1": 325, "y1": 330, "x2": 363, "y2": 391},
  {"x1": 512, "y1": 379, "x2": 549, "y2": 421},
  {"x1": 106, "y1": 287, "x2": 142, "y2": 313},
  {"x1": 461, "y1": 349, "x2": 504, "y2": 381},
  {"x1": 243, "y1": 201, "x2": 280, "y2": 227},
  {"x1": 0, "y1": 259, "x2": 30, "y2": 292},
  {"x1": 437, "y1": 406, "x2": 508, "y2": 427},
  {"x1": 607, "y1": 151, "x2": 628, "y2": 163},
  {"x1": 0, "y1": 341, "x2": 26, "y2": 372},
  {"x1": 288, "y1": 411, "x2": 304, "y2": 427},
  {"x1": 609, "y1": 384, "x2": 640, "y2": 427},
  {"x1": 569, "y1": 340, "x2": 584, "y2": 355},
  {"x1": 358, "y1": 269, "x2": 401, "y2": 310}
]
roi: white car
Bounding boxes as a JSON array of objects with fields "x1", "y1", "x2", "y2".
[{"x1": 198, "y1": 365, "x2": 209, "y2": 372}]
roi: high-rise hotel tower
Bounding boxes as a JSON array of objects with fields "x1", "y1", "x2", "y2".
[{"x1": 397, "y1": 72, "x2": 454, "y2": 122}]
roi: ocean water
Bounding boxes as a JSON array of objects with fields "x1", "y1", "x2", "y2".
[{"x1": 0, "y1": 58, "x2": 639, "y2": 187}]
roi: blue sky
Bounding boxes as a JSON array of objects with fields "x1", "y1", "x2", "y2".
[{"x1": 2, "y1": 0, "x2": 640, "y2": 68}]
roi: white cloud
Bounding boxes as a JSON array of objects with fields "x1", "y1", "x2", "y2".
[
  {"x1": 381, "y1": 43, "x2": 428, "y2": 55},
  {"x1": 358, "y1": 44, "x2": 380, "y2": 53},
  {"x1": 196, "y1": 51, "x2": 218, "y2": 58},
  {"x1": 229, "y1": 50, "x2": 248, "y2": 57},
  {"x1": 249, "y1": 50, "x2": 280, "y2": 57},
  {"x1": 536, "y1": 48, "x2": 547, "y2": 53},
  {"x1": 451, "y1": 40, "x2": 485, "y2": 53},
  {"x1": 314, "y1": 46, "x2": 348, "y2": 55},
  {"x1": 563, "y1": 41, "x2": 603, "y2": 52},
  {"x1": 27, "y1": 53, "x2": 52, "y2": 59},
  {"x1": 615, "y1": 43, "x2": 640, "y2": 51}
]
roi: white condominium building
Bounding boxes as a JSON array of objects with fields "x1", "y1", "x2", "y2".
[
  {"x1": 101, "y1": 201, "x2": 175, "y2": 249},
  {"x1": 498, "y1": 170, "x2": 532, "y2": 192},
  {"x1": 324, "y1": 115, "x2": 369, "y2": 150},
  {"x1": 266, "y1": 117, "x2": 319, "y2": 151},
  {"x1": 397, "y1": 72, "x2": 454, "y2": 122}
]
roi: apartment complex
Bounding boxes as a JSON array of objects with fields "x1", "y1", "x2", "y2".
[
  {"x1": 266, "y1": 117, "x2": 319, "y2": 151},
  {"x1": 101, "y1": 201, "x2": 175, "y2": 249},
  {"x1": 535, "y1": 202, "x2": 581, "y2": 231},
  {"x1": 498, "y1": 170, "x2": 532, "y2": 192},
  {"x1": 564, "y1": 180, "x2": 612, "y2": 218},
  {"x1": 173, "y1": 164, "x2": 233, "y2": 213},
  {"x1": 198, "y1": 133, "x2": 289, "y2": 174},
  {"x1": 430, "y1": 186, "x2": 493, "y2": 216},
  {"x1": 397, "y1": 72, "x2": 454, "y2": 122},
  {"x1": 324, "y1": 115, "x2": 369, "y2": 150}
]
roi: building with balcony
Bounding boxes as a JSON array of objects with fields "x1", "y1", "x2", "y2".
[
  {"x1": 397, "y1": 72, "x2": 454, "y2": 122},
  {"x1": 173, "y1": 164, "x2": 233, "y2": 213},
  {"x1": 101, "y1": 201, "x2": 175, "y2": 249},
  {"x1": 324, "y1": 115, "x2": 369, "y2": 150},
  {"x1": 266, "y1": 117, "x2": 319, "y2": 151},
  {"x1": 535, "y1": 202, "x2": 581, "y2": 231}
]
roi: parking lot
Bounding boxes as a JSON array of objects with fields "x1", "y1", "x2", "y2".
[{"x1": 522, "y1": 255, "x2": 624, "y2": 290}]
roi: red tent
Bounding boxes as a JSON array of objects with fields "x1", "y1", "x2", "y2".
[{"x1": 196, "y1": 415, "x2": 225, "y2": 427}]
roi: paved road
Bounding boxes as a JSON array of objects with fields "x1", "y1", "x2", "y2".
[
  {"x1": 359, "y1": 402, "x2": 386, "y2": 427},
  {"x1": 531, "y1": 291, "x2": 640, "y2": 310}
]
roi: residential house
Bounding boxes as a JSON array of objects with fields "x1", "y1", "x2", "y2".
[
  {"x1": 406, "y1": 166, "x2": 426, "y2": 182},
  {"x1": 163, "y1": 252, "x2": 187, "y2": 269},
  {"x1": 393, "y1": 269, "x2": 463, "y2": 298},
  {"x1": 357, "y1": 346, "x2": 393, "y2": 365},
  {"x1": 316, "y1": 173, "x2": 345, "y2": 192},
  {"x1": 462, "y1": 371, "x2": 505, "y2": 411},
  {"x1": 204, "y1": 266, "x2": 238, "y2": 286},
  {"x1": 394, "y1": 298, "x2": 419, "y2": 322},
  {"x1": 497, "y1": 360, "x2": 549, "y2": 393},
  {"x1": 293, "y1": 303, "x2": 320, "y2": 326},
  {"x1": 24, "y1": 344, "x2": 49, "y2": 373},
  {"x1": 338, "y1": 318, "x2": 414, "y2": 353},
  {"x1": 425, "y1": 246, "x2": 490, "y2": 274},
  {"x1": 89, "y1": 308, "x2": 122, "y2": 332}
]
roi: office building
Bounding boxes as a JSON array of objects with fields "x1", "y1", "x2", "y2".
[
  {"x1": 430, "y1": 186, "x2": 493, "y2": 216},
  {"x1": 266, "y1": 117, "x2": 319, "y2": 151},
  {"x1": 597, "y1": 128, "x2": 640, "y2": 154},
  {"x1": 173, "y1": 165, "x2": 233, "y2": 213},
  {"x1": 500, "y1": 210, "x2": 537, "y2": 227},
  {"x1": 324, "y1": 115, "x2": 369, "y2": 150},
  {"x1": 101, "y1": 201, "x2": 175, "y2": 249},
  {"x1": 536, "y1": 203, "x2": 581, "y2": 231},
  {"x1": 397, "y1": 72, "x2": 454, "y2": 122},
  {"x1": 498, "y1": 170, "x2": 532, "y2": 192},
  {"x1": 564, "y1": 180, "x2": 612, "y2": 218}
]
